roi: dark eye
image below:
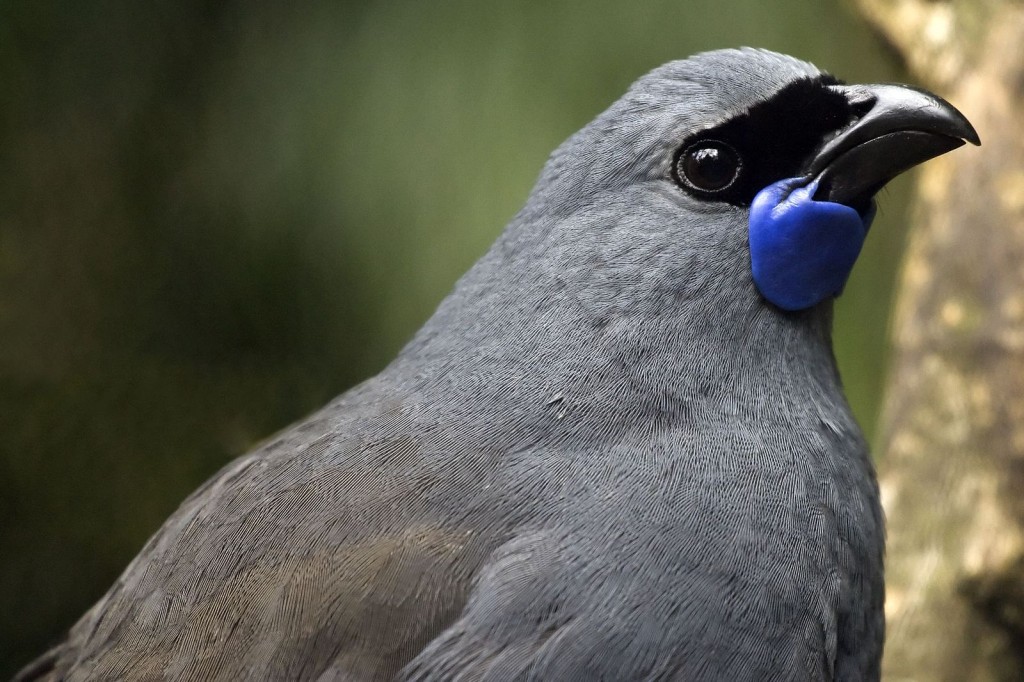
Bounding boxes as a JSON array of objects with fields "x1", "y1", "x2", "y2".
[{"x1": 674, "y1": 140, "x2": 742, "y2": 194}]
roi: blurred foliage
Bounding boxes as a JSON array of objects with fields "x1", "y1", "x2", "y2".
[{"x1": 0, "y1": 0, "x2": 909, "y2": 675}]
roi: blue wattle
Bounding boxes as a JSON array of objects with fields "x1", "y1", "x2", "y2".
[{"x1": 748, "y1": 178, "x2": 875, "y2": 312}]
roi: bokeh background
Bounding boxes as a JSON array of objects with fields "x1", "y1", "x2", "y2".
[{"x1": 0, "y1": 1, "x2": 911, "y2": 675}]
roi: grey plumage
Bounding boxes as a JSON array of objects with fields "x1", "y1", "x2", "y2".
[{"x1": 20, "y1": 48, "x2": 924, "y2": 681}]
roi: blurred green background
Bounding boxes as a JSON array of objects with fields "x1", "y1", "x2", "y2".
[{"x1": 0, "y1": 1, "x2": 911, "y2": 675}]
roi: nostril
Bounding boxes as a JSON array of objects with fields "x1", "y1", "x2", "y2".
[
  {"x1": 828, "y1": 84, "x2": 877, "y2": 119},
  {"x1": 850, "y1": 96, "x2": 876, "y2": 119}
]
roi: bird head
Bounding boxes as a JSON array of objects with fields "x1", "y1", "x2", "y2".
[
  {"x1": 407, "y1": 49, "x2": 978, "y2": 404},
  {"x1": 514, "y1": 48, "x2": 978, "y2": 320}
]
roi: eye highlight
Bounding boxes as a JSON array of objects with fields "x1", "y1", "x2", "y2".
[{"x1": 674, "y1": 140, "x2": 742, "y2": 195}]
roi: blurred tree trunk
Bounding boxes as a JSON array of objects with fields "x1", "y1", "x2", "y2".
[{"x1": 855, "y1": 0, "x2": 1024, "y2": 679}]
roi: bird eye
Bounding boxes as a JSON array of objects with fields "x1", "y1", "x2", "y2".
[{"x1": 675, "y1": 140, "x2": 742, "y2": 194}]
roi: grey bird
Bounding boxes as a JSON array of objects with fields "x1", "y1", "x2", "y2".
[{"x1": 16, "y1": 48, "x2": 978, "y2": 681}]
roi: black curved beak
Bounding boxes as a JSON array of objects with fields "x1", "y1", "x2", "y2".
[{"x1": 806, "y1": 83, "x2": 980, "y2": 211}]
